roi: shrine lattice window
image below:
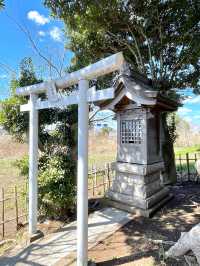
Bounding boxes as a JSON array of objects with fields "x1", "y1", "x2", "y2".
[{"x1": 120, "y1": 119, "x2": 142, "y2": 144}]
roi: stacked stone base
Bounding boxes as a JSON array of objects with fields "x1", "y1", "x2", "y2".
[{"x1": 106, "y1": 161, "x2": 172, "y2": 217}]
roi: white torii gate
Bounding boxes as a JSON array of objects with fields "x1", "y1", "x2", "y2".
[{"x1": 16, "y1": 52, "x2": 125, "y2": 266}]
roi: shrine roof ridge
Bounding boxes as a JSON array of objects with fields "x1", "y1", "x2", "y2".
[{"x1": 97, "y1": 71, "x2": 179, "y2": 111}]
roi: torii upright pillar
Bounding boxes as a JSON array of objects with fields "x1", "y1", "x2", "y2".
[
  {"x1": 29, "y1": 93, "x2": 39, "y2": 235},
  {"x1": 77, "y1": 79, "x2": 89, "y2": 265}
]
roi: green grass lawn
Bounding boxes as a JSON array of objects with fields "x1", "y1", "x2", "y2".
[
  {"x1": 176, "y1": 161, "x2": 196, "y2": 172},
  {"x1": 174, "y1": 145, "x2": 200, "y2": 156}
]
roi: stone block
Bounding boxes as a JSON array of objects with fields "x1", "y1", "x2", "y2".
[
  {"x1": 113, "y1": 171, "x2": 160, "y2": 186},
  {"x1": 111, "y1": 178, "x2": 162, "y2": 198},
  {"x1": 106, "y1": 159, "x2": 172, "y2": 216},
  {"x1": 107, "y1": 187, "x2": 169, "y2": 210},
  {"x1": 104, "y1": 193, "x2": 173, "y2": 217},
  {"x1": 112, "y1": 161, "x2": 164, "y2": 176}
]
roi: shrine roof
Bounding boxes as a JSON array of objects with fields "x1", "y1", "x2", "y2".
[{"x1": 97, "y1": 71, "x2": 179, "y2": 112}]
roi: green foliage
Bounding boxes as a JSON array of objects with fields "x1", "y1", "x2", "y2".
[
  {"x1": 45, "y1": 0, "x2": 200, "y2": 92},
  {"x1": 167, "y1": 113, "x2": 177, "y2": 144},
  {"x1": 0, "y1": 0, "x2": 4, "y2": 9},
  {"x1": 38, "y1": 153, "x2": 76, "y2": 217},
  {"x1": 15, "y1": 156, "x2": 29, "y2": 176},
  {"x1": 0, "y1": 94, "x2": 28, "y2": 141},
  {"x1": 18, "y1": 57, "x2": 41, "y2": 87},
  {"x1": 175, "y1": 145, "x2": 200, "y2": 156},
  {"x1": 16, "y1": 151, "x2": 77, "y2": 218},
  {"x1": 176, "y1": 160, "x2": 196, "y2": 174},
  {"x1": 100, "y1": 127, "x2": 113, "y2": 136}
]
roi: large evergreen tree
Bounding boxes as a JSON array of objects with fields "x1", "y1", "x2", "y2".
[
  {"x1": 45, "y1": 0, "x2": 200, "y2": 92},
  {"x1": 45, "y1": 0, "x2": 200, "y2": 183}
]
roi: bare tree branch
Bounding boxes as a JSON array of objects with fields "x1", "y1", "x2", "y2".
[
  {"x1": 6, "y1": 13, "x2": 63, "y2": 77},
  {"x1": 89, "y1": 108, "x2": 100, "y2": 122},
  {"x1": 58, "y1": 48, "x2": 67, "y2": 75},
  {"x1": 127, "y1": 24, "x2": 145, "y2": 74},
  {"x1": 90, "y1": 114, "x2": 113, "y2": 124},
  {"x1": 136, "y1": 26, "x2": 156, "y2": 80},
  {"x1": 0, "y1": 61, "x2": 16, "y2": 75},
  {"x1": 169, "y1": 42, "x2": 191, "y2": 83},
  {"x1": 156, "y1": 9, "x2": 164, "y2": 80},
  {"x1": 107, "y1": 31, "x2": 142, "y2": 72}
]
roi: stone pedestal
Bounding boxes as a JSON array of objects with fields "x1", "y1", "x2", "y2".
[
  {"x1": 106, "y1": 161, "x2": 172, "y2": 217},
  {"x1": 29, "y1": 230, "x2": 44, "y2": 243}
]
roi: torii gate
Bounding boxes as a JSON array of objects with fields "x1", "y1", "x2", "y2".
[{"x1": 16, "y1": 52, "x2": 125, "y2": 266}]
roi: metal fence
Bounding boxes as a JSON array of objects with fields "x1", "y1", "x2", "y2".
[
  {"x1": 175, "y1": 152, "x2": 200, "y2": 183},
  {"x1": 0, "y1": 164, "x2": 114, "y2": 240},
  {"x1": 88, "y1": 163, "x2": 114, "y2": 197},
  {"x1": 0, "y1": 184, "x2": 28, "y2": 240}
]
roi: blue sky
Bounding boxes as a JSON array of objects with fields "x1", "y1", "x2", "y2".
[
  {"x1": 0, "y1": 0, "x2": 73, "y2": 99},
  {"x1": 0, "y1": 0, "x2": 199, "y2": 129},
  {"x1": 178, "y1": 90, "x2": 200, "y2": 127}
]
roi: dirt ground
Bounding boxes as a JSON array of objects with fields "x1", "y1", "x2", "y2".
[
  {"x1": 1, "y1": 183, "x2": 200, "y2": 265},
  {"x1": 87, "y1": 184, "x2": 200, "y2": 266}
]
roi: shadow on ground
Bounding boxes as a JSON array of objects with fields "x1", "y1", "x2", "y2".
[{"x1": 89, "y1": 183, "x2": 200, "y2": 266}]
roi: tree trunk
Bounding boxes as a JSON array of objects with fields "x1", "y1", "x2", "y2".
[{"x1": 161, "y1": 113, "x2": 177, "y2": 184}]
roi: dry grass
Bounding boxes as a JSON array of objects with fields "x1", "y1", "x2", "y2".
[
  {"x1": 1, "y1": 132, "x2": 199, "y2": 186},
  {"x1": 175, "y1": 131, "x2": 200, "y2": 148},
  {"x1": 88, "y1": 133, "x2": 117, "y2": 168},
  {"x1": 0, "y1": 135, "x2": 28, "y2": 188},
  {"x1": 0, "y1": 135, "x2": 28, "y2": 240},
  {"x1": 2, "y1": 132, "x2": 199, "y2": 187},
  {"x1": 0, "y1": 135, "x2": 28, "y2": 160},
  {"x1": 0, "y1": 132, "x2": 116, "y2": 186}
]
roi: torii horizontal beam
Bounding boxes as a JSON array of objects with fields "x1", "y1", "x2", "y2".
[
  {"x1": 16, "y1": 52, "x2": 124, "y2": 96},
  {"x1": 20, "y1": 87, "x2": 114, "y2": 111}
]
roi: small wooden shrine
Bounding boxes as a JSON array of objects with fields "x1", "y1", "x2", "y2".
[{"x1": 98, "y1": 68, "x2": 178, "y2": 216}]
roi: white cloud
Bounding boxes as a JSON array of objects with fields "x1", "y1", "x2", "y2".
[
  {"x1": 49, "y1": 26, "x2": 63, "y2": 42},
  {"x1": 184, "y1": 95, "x2": 200, "y2": 104},
  {"x1": 0, "y1": 74, "x2": 7, "y2": 79},
  {"x1": 177, "y1": 107, "x2": 192, "y2": 115},
  {"x1": 27, "y1": 11, "x2": 50, "y2": 25},
  {"x1": 38, "y1": 30, "x2": 46, "y2": 37}
]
